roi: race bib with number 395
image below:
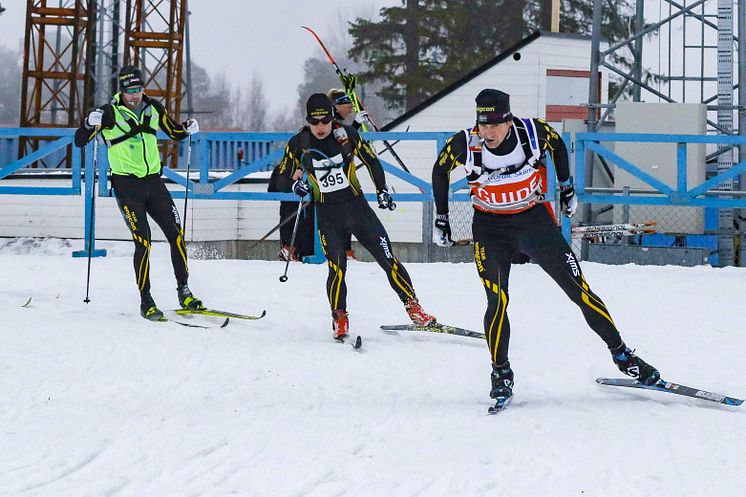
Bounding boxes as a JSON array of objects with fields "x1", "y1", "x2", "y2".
[{"x1": 317, "y1": 169, "x2": 350, "y2": 193}]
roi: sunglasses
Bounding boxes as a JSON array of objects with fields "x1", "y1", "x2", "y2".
[
  {"x1": 306, "y1": 115, "x2": 333, "y2": 125},
  {"x1": 123, "y1": 87, "x2": 144, "y2": 94},
  {"x1": 334, "y1": 95, "x2": 352, "y2": 105}
]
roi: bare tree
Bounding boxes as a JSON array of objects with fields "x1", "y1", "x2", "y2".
[
  {"x1": 243, "y1": 71, "x2": 268, "y2": 131},
  {"x1": 0, "y1": 45, "x2": 21, "y2": 125}
]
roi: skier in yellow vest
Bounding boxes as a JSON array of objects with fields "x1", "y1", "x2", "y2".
[{"x1": 74, "y1": 65, "x2": 202, "y2": 321}]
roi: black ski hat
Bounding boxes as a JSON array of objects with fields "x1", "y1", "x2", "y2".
[
  {"x1": 306, "y1": 93, "x2": 334, "y2": 121},
  {"x1": 118, "y1": 65, "x2": 144, "y2": 92},
  {"x1": 475, "y1": 89, "x2": 513, "y2": 124}
]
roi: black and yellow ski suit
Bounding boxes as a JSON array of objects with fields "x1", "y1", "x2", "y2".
[
  {"x1": 74, "y1": 93, "x2": 191, "y2": 296},
  {"x1": 277, "y1": 123, "x2": 418, "y2": 312},
  {"x1": 432, "y1": 118, "x2": 624, "y2": 366}
]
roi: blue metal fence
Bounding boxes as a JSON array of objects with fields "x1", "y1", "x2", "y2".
[{"x1": 3, "y1": 128, "x2": 746, "y2": 264}]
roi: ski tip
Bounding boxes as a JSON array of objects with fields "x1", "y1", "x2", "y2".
[
  {"x1": 220, "y1": 317, "x2": 230, "y2": 328},
  {"x1": 259, "y1": 310, "x2": 267, "y2": 318},
  {"x1": 352, "y1": 335, "x2": 362, "y2": 349},
  {"x1": 21, "y1": 297, "x2": 32, "y2": 308}
]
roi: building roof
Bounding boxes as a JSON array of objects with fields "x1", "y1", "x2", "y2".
[{"x1": 381, "y1": 31, "x2": 592, "y2": 130}]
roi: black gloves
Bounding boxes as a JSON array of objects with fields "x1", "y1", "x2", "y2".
[
  {"x1": 433, "y1": 213, "x2": 453, "y2": 247},
  {"x1": 559, "y1": 178, "x2": 578, "y2": 218},
  {"x1": 292, "y1": 179, "x2": 310, "y2": 197},
  {"x1": 377, "y1": 188, "x2": 396, "y2": 210}
]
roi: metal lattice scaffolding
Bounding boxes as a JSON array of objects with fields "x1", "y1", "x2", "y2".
[
  {"x1": 20, "y1": 0, "x2": 96, "y2": 167},
  {"x1": 124, "y1": 0, "x2": 186, "y2": 167}
]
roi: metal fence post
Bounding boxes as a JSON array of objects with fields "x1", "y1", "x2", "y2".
[{"x1": 72, "y1": 139, "x2": 107, "y2": 258}]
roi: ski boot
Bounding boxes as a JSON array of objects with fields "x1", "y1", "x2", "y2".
[
  {"x1": 177, "y1": 283, "x2": 204, "y2": 310},
  {"x1": 332, "y1": 310, "x2": 349, "y2": 341},
  {"x1": 488, "y1": 361, "x2": 514, "y2": 413},
  {"x1": 610, "y1": 343, "x2": 660, "y2": 386},
  {"x1": 404, "y1": 299, "x2": 436, "y2": 326},
  {"x1": 278, "y1": 244, "x2": 299, "y2": 262},
  {"x1": 140, "y1": 292, "x2": 165, "y2": 321}
]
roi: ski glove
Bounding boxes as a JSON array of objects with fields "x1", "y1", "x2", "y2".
[
  {"x1": 377, "y1": 188, "x2": 396, "y2": 210},
  {"x1": 354, "y1": 110, "x2": 369, "y2": 125},
  {"x1": 340, "y1": 72, "x2": 357, "y2": 92},
  {"x1": 292, "y1": 179, "x2": 310, "y2": 198},
  {"x1": 560, "y1": 179, "x2": 578, "y2": 218},
  {"x1": 433, "y1": 213, "x2": 453, "y2": 247},
  {"x1": 183, "y1": 118, "x2": 200, "y2": 135},
  {"x1": 86, "y1": 109, "x2": 103, "y2": 128}
]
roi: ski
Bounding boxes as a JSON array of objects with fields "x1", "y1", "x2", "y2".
[
  {"x1": 596, "y1": 377, "x2": 743, "y2": 407},
  {"x1": 452, "y1": 222, "x2": 657, "y2": 246},
  {"x1": 173, "y1": 308, "x2": 266, "y2": 320},
  {"x1": 487, "y1": 396, "x2": 513, "y2": 415},
  {"x1": 168, "y1": 317, "x2": 230, "y2": 329},
  {"x1": 150, "y1": 311, "x2": 231, "y2": 329},
  {"x1": 572, "y1": 221, "x2": 656, "y2": 233},
  {"x1": 335, "y1": 334, "x2": 363, "y2": 350},
  {"x1": 21, "y1": 297, "x2": 32, "y2": 308},
  {"x1": 381, "y1": 323, "x2": 485, "y2": 340},
  {"x1": 572, "y1": 222, "x2": 656, "y2": 239}
]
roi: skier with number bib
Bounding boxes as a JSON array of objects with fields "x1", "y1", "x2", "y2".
[
  {"x1": 74, "y1": 65, "x2": 203, "y2": 321},
  {"x1": 431, "y1": 89, "x2": 659, "y2": 410},
  {"x1": 277, "y1": 93, "x2": 436, "y2": 341}
]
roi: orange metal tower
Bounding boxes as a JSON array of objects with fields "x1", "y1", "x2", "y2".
[
  {"x1": 19, "y1": 0, "x2": 187, "y2": 168},
  {"x1": 19, "y1": 0, "x2": 96, "y2": 167},
  {"x1": 124, "y1": 0, "x2": 186, "y2": 167}
]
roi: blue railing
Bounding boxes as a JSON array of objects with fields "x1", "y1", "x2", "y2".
[
  {"x1": 0, "y1": 129, "x2": 453, "y2": 259},
  {"x1": 3, "y1": 128, "x2": 745, "y2": 264},
  {"x1": 575, "y1": 133, "x2": 746, "y2": 208}
]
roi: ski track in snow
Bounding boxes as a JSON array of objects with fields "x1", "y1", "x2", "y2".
[{"x1": 1, "y1": 240, "x2": 745, "y2": 496}]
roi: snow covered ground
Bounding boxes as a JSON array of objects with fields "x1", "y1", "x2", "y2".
[{"x1": 1, "y1": 238, "x2": 745, "y2": 497}]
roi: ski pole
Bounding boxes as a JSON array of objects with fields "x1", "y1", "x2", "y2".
[
  {"x1": 83, "y1": 128, "x2": 100, "y2": 303},
  {"x1": 278, "y1": 199, "x2": 306, "y2": 283},
  {"x1": 246, "y1": 200, "x2": 311, "y2": 251},
  {"x1": 182, "y1": 133, "x2": 192, "y2": 236}
]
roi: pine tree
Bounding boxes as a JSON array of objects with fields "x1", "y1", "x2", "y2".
[
  {"x1": 349, "y1": 0, "x2": 638, "y2": 112},
  {"x1": 349, "y1": 0, "x2": 527, "y2": 111}
]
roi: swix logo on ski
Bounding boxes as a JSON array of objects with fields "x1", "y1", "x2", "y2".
[
  {"x1": 695, "y1": 390, "x2": 725, "y2": 402},
  {"x1": 473, "y1": 167, "x2": 540, "y2": 207},
  {"x1": 379, "y1": 236, "x2": 392, "y2": 259},
  {"x1": 565, "y1": 252, "x2": 580, "y2": 277}
]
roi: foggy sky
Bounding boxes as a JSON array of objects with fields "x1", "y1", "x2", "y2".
[{"x1": 0, "y1": 0, "x2": 394, "y2": 118}]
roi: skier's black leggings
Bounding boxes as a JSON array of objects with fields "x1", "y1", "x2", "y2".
[
  {"x1": 316, "y1": 196, "x2": 416, "y2": 312},
  {"x1": 471, "y1": 205, "x2": 623, "y2": 365},
  {"x1": 111, "y1": 173, "x2": 188, "y2": 293}
]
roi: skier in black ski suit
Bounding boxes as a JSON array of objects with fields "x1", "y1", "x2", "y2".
[
  {"x1": 276, "y1": 93, "x2": 436, "y2": 340},
  {"x1": 74, "y1": 65, "x2": 204, "y2": 321},
  {"x1": 431, "y1": 88, "x2": 660, "y2": 409}
]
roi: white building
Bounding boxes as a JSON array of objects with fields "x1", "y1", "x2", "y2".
[{"x1": 0, "y1": 32, "x2": 606, "y2": 259}]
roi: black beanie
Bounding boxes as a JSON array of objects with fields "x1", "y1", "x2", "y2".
[
  {"x1": 306, "y1": 93, "x2": 334, "y2": 120},
  {"x1": 118, "y1": 65, "x2": 144, "y2": 91},
  {"x1": 475, "y1": 89, "x2": 512, "y2": 124}
]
